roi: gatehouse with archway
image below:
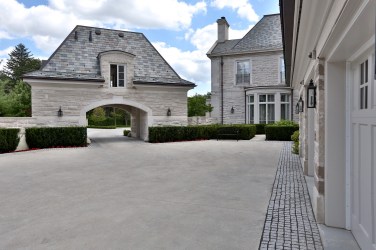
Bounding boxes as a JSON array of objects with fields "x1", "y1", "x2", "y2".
[{"x1": 19, "y1": 25, "x2": 195, "y2": 141}]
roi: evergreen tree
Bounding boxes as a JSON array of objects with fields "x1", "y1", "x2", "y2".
[{"x1": 3, "y1": 43, "x2": 41, "y2": 86}]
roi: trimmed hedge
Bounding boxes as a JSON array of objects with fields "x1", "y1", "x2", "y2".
[
  {"x1": 26, "y1": 127, "x2": 87, "y2": 149},
  {"x1": 123, "y1": 130, "x2": 130, "y2": 136},
  {"x1": 148, "y1": 124, "x2": 256, "y2": 143},
  {"x1": 0, "y1": 128, "x2": 20, "y2": 153},
  {"x1": 265, "y1": 125, "x2": 299, "y2": 141},
  {"x1": 255, "y1": 124, "x2": 266, "y2": 134}
]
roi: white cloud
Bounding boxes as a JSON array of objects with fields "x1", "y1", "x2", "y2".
[
  {"x1": 153, "y1": 22, "x2": 253, "y2": 95},
  {"x1": 211, "y1": 0, "x2": 259, "y2": 22},
  {"x1": 0, "y1": 46, "x2": 13, "y2": 57},
  {"x1": 0, "y1": 0, "x2": 207, "y2": 54}
]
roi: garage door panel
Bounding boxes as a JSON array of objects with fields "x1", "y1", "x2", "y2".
[
  {"x1": 373, "y1": 125, "x2": 376, "y2": 246},
  {"x1": 352, "y1": 124, "x2": 360, "y2": 218},
  {"x1": 359, "y1": 124, "x2": 372, "y2": 235}
]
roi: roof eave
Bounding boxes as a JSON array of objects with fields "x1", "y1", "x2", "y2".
[
  {"x1": 23, "y1": 75, "x2": 105, "y2": 82},
  {"x1": 133, "y1": 81, "x2": 196, "y2": 88}
]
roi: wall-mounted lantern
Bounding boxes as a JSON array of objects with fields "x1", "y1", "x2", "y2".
[
  {"x1": 231, "y1": 106, "x2": 234, "y2": 114},
  {"x1": 307, "y1": 79, "x2": 316, "y2": 108},
  {"x1": 57, "y1": 106, "x2": 63, "y2": 117},
  {"x1": 167, "y1": 108, "x2": 171, "y2": 116},
  {"x1": 298, "y1": 97, "x2": 304, "y2": 113}
]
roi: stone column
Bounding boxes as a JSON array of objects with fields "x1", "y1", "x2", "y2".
[{"x1": 312, "y1": 59, "x2": 325, "y2": 223}]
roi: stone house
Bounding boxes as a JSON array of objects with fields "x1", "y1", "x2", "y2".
[
  {"x1": 207, "y1": 14, "x2": 296, "y2": 125},
  {"x1": 280, "y1": 0, "x2": 375, "y2": 248},
  {"x1": 21, "y1": 25, "x2": 195, "y2": 141}
]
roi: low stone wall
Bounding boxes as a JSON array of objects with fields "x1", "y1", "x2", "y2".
[
  {"x1": 0, "y1": 117, "x2": 37, "y2": 128},
  {"x1": 188, "y1": 116, "x2": 217, "y2": 125}
]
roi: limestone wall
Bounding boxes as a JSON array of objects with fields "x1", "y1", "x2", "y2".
[{"x1": 210, "y1": 51, "x2": 285, "y2": 124}]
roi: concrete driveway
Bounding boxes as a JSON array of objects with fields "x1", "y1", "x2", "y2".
[{"x1": 0, "y1": 130, "x2": 282, "y2": 250}]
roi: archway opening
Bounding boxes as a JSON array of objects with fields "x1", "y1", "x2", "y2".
[
  {"x1": 80, "y1": 99, "x2": 152, "y2": 142},
  {"x1": 86, "y1": 105, "x2": 132, "y2": 144}
]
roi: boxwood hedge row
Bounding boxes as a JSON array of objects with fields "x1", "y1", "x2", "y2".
[
  {"x1": 26, "y1": 127, "x2": 87, "y2": 149},
  {"x1": 265, "y1": 125, "x2": 299, "y2": 141},
  {"x1": 148, "y1": 124, "x2": 256, "y2": 143},
  {"x1": 0, "y1": 128, "x2": 20, "y2": 153}
]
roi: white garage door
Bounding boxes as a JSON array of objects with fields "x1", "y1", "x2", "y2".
[{"x1": 351, "y1": 52, "x2": 376, "y2": 250}]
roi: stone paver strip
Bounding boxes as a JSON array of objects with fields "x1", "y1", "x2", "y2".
[{"x1": 259, "y1": 142, "x2": 323, "y2": 250}]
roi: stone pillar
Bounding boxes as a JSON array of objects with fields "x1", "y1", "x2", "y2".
[{"x1": 312, "y1": 59, "x2": 325, "y2": 223}]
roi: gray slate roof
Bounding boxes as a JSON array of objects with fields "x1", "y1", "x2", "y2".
[
  {"x1": 208, "y1": 14, "x2": 282, "y2": 56},
  {"x1": 24, "y1": 26, "x2": 195, "y2": 86}
]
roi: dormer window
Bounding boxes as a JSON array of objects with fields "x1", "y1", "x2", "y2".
[{"x1": 110, "y1": 64, "x2": 126, "y2": 87}]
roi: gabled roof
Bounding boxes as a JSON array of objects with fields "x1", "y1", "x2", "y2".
[
  {"x1": 24, "y1": 25, "x2": 195, "y2": 87},
  {"x1": 207, "y1": 14, "x2": 282, "y2": 57}
]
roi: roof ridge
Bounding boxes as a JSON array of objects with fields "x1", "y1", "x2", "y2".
[{"x1": 75, "y1": 25, "x2": 143, "y2": 35}]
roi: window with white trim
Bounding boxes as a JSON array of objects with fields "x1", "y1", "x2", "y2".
[
  {"x1": 259, "y1": 94, "x2": 275, "y2": 124},
  {"x1": 236, "y1": 60, "x2": 250, "y2": 85},
  {"x1": 360, "y1": 60, "x2": 368, "y2": 109},
  {"x1": 280, "y1": 94, "x2": 290, "y2": 120},
  {"x1": 280, "y1": 57, "x2": 285, "y2": 83},
  {"x1": 110, "y1": 64, "x2": 126, "y2": 87},
  {"x1": 247, "y1": 95, "x2": 254, "y2": 124}
]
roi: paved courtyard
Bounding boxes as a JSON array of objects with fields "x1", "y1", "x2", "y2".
[{"x1": 0, "y1": 130, "x2": 283, "y2": 249}]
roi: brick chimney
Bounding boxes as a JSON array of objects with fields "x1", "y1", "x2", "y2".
[{"x1": 217, "y1": 17, "x2": 229, "y2": 43}]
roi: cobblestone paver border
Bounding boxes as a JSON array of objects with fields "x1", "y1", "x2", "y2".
[{"x1": 259, "y1": 142, "x2": 323, "y2": 250}]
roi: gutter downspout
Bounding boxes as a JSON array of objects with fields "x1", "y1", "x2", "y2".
[
  {"x1": 291, "y1": 88, "x2": 294, "y2": 121},
  {"x1": 244, "y1": 89, "x2": 247, "y2": 124},
  {"x1": 220, "y1": 56, "x2": 224, "y2": 124}
]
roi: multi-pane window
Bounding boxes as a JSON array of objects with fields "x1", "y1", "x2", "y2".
[
  {"x1": 236, "y1": 60, "x2": 250, "y2": 84},
  {"x1": 280, "y1": 57, "x2": 285, "y2": 83},
  {"x1": 280, "y1": 94, "x2": 290, "y2": 120},
  {"x1": 360, "y1": 60, "x2": 368, "y2": 109},
  {"x1": 247, "y1": 95, "x2": 254, "y2": 124},
  {"x1": 259, "y1": 94, "x2": 275, "y2": 124},
  {"x1": 110, "y1": 64, "x2": 125, "y2": 87}
]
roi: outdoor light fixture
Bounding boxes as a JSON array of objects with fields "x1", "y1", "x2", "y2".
[
  {"x1": 231, "y1": 106, "x2": 234, "y2": 114},
  {"x1": 57, "y1": 106, "x2": 63, "y2": 117},
  {"x1": 167, "y1": 108, "x2": 171, "y2": 116},
  {"x1": 307, "y1": 79, "x2": 316, "y2": 108},
  {"x1": 295, "y1": 103, "x2": 300, "y2": 114},
  {"x1": 298, "y1": 96, "x2": 304, "y2": 113}
]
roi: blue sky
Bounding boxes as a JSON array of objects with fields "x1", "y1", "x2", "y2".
[{"x1": 0, "y1": 0, "x2": 279, "y2": 95}]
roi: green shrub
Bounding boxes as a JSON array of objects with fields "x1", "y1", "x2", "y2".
[
  {"x1": 123, "y1": 130, "x2": 130, "y2": 136},
  {"x1": 26, "y1": 127, "x2": 87, "y2": 149},
  {"x1": 148, "y1": 124, "x2": 255, "y2": 143},
  {"x1": 0, "y1": 128, "x2": 20, "y2": 153},
  {"x1": 254, "y1": 124, "x2": 266, "y2": 134},
  {"x1": 265, "y1": 125, "x2": 299, "y2": 141},
  {"x1": 274, "y1": 120, "x2": 298, "y2": 126},
  {"x1": 291, "y1": 130, "x2": 300, "y2": 154}
]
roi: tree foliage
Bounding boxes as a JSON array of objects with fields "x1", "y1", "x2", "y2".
[
  {"x1": 2, "y1": 43, "x2": 41, "y2": 90},
  {"x1": 0, "y1": 44, "x2": 40, "y2": 117},
  {"x1": 188, "y1": 93, "x2": 213, "y2": 117},
  {"x1": 89, "y1": 107, "x2": 107, "y2": 123},
  {"x1": 0, "y1": 80, "x2": 31, "y2": 117}
]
